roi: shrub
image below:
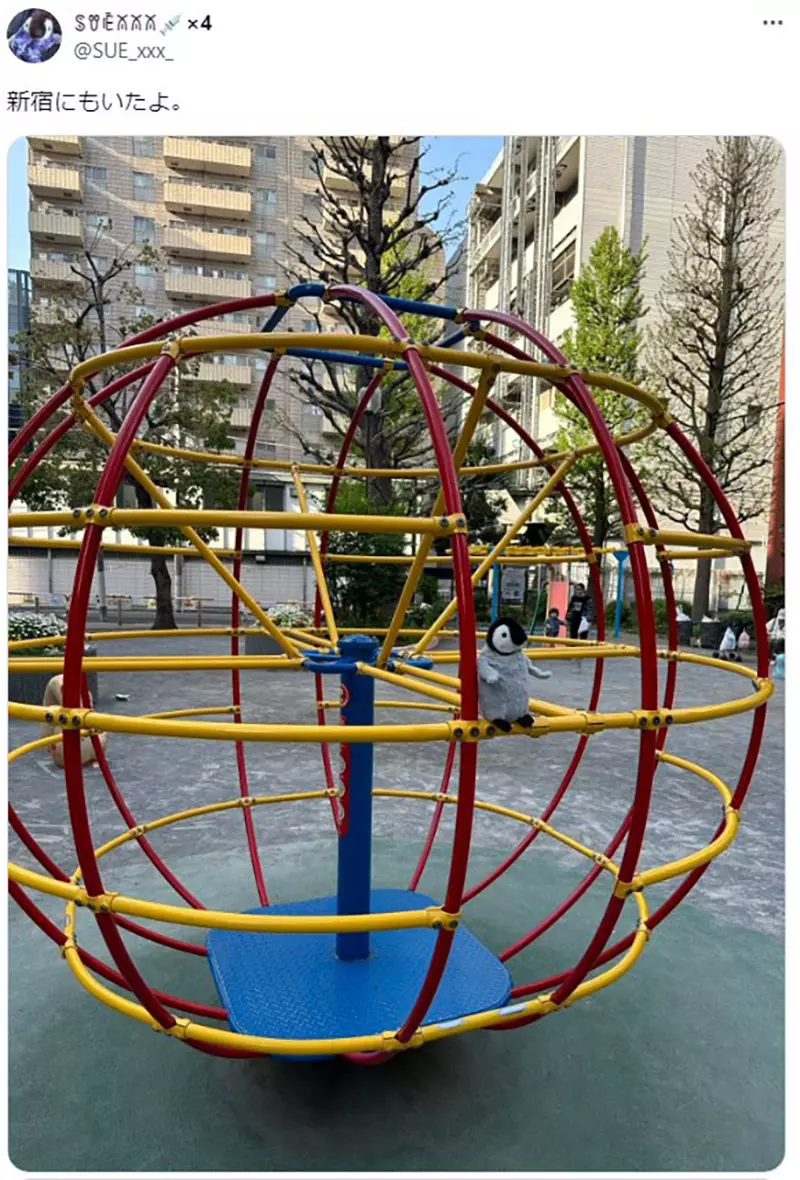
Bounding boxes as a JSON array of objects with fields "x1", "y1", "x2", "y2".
[
  {"x1": 652, "y1": 598, "x2": 693, "y2": 634},
  {"x1": 604, "y1": 599, "x2": 633, "y2": 630},
  {"x1": 8, "y1": 611, "x2": 66, "y2": 656}
]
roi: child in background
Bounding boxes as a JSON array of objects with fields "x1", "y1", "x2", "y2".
[{"x1": 544, "y1": 607, "x2": 566, "y2": 638}]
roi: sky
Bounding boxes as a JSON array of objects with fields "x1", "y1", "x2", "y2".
[{"x1": 7, "y1": 135, "x2": 502, "y2": 272}]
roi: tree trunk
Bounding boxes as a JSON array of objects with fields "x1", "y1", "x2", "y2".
[
  {"x1": 692, "y1": 484, "x2": 717, "y2": 621},
  {"x1": 150, "y1": 550, "x2": 177, "y2": 630}
]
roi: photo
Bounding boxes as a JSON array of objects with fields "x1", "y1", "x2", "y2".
[
  {"x1": 7, "y1": 133, "x2": 785, "y2": 1174},
  {"x1": 6, "y1": 8, "x2": 62, "y2": 63}
]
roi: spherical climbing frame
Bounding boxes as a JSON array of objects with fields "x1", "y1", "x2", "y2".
[{"x1": 8, "y1": 283, "x2": 773, "y2": 1063}]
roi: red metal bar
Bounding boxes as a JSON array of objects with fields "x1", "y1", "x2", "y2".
[
  {"x1": 9, "y1": 362, "x2": 157, "y2": 505},
  {"x1": 59, "y1": 354, "x2": 179, "y2": 1029},
  {"x1": 453, "y1": 312, "x2": 659, "y2": 1007},
  {"x1": 228, "y1": 355, "x2": 283, "y2": 906},
  {"x1": 408, "y1": 738, "x2": 458, "y2": 893},
  {"x1": 9, "y1": 803, "x2": 207, "y2": 956},
  {"x1": 9, "y1": 294, "x2": 279, "y2": 464},
  {"x1": 8, "y1": 881, "x2": 225, "y2": 1020}
]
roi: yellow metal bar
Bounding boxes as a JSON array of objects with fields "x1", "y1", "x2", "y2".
[
  {"x1": 412, "y1": 455, "x2": 577, "y2": 656},
  {"x1": 8, "y1": 701, "x2": 457, "y2": 744},
  {"x1": 76, "y1": 402, "x2": 302, "y2": 660},
  {"x1": 130, "y1": 435, "x2": 335, "y2": 475},
  {"x1": 68, "y1": 333, "x2": 669, "y2": 419},
  {"x1": 56, "y1": 883, "x2": 647, "y2": 1054},
  {"x1": 10, "y1": 861, "x2": 449, "y2": 933},
  {"x1": 7, "y1": 732, "x2": 65, "y2": 763},
  {"x1": 377, "y1": 366, "x2": 497, "y2": 667},
  {"x1": 290, "y1": 466, "x2": 339, "y2": 647},
  {"x1": 626, "y1": 523, "x2": 750, "y2": 551},
  {"x1": 280, "y1": 626, "x2": 333, "y2": 651},
  {"x1": 9, "y1": 507, "x2": 463, "y2": 536},
  {"x1": 355, "y1": 662, "x2": 463, "y2": 708},
  {"x1": 659, "y1": 548, "x2": 742, "y2": 562},
  {"x1": 9, "y1": 656, "x2": 306, "y2": 673},
  {"x1": 7, "y1": 534, "x2": 238, "y2": 558}
]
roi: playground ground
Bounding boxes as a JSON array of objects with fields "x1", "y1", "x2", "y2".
[{"x1": 7, "y1": 632, "x2": 785, "y2": 1172}]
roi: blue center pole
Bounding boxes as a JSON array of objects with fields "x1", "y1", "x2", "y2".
[
  {"x1": 336, "y1": 634, "x2": 378, "y2": 961},
  {"x1": 613, "y1": 550, "x2": 629, "y2": 639},
  {"x1": 491, "y1": 567, "x2": 501, "y2": 621}
]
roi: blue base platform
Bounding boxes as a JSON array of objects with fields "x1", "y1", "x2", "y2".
[{"x1": 206, "y1": 889, "x2": 512, "y2": 1047}]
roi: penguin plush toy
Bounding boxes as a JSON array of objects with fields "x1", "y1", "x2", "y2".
[{"x1": 478, "y1": 617, "x2": 551, "y2": 732}]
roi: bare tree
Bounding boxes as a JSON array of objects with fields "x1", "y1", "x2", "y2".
[
  {"x1": 648, "y1": 137, "x2": 783, "y2": 619},
  {"x1": 283, "y1": 136, "x2": 464, "y2": 504},
  {"x1": 15, "y1": 241, "x2": 238, "y2": 628}
]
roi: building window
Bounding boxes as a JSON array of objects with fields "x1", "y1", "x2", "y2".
[
  {"x1": 255, "y1": 188, "x2": 277, "y2": 213},
  {"x1": 132, "y1": 137, "x2": 155, "y2": 156},
  {"x1": 254, "y1": 276, "x2": 277, "y2": 295},
  {"x1": 134, "y1": 263, "x2": 158, "y2": 292},
  {"x1": 253, "y1": 356, "x2": 268, "y2": 372},
  {"x1": 302, "y1": 151, "x2": 318, "y2": 178},
  {"x1": 133, "y1": 171, "x2": 156, "y2": 201},
  {"x1": 86, "y1": 211, "x2": 111, "y2": 231},
  {"x1": 84, "y1": 166, "x2": 108, "y2": 187},
  {"x1": 550, "y1": 240, "x2": 576, "y2": 309},
  {"x1": 134, "y1": 216, "x2": 156, "y2": 244},
  {"x1": 300, "y1": 319, "x2": 315, "y2": 334},
  {"x1": 303, "y1": 193, "x2": 322, "y2": 221},
  {"x1": 255, "y1": 144, "x2": 277, "y2": 173},
  {"x1": 38, "y1": 249, "x2": 76, "y2": 263},
  {"x1": 254, "y1": 231, "x2": 276, "y2": 259}
]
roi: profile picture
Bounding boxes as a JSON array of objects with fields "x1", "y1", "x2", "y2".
[{"x1": 7, "y1": 9, "x2": 62, "y2": 63}]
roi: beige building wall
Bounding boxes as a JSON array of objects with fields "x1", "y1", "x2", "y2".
[
  {"x1": 466, "y1": 135, "x2": 785, "y2": 584},
  {"x1": 26, "y1": 134, "x2": 418, "y2": 502}
]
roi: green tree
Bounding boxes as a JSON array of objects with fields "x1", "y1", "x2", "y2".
[
  {"x1": 548, "y1": 227, "x2": 650, "y2": 550},
  {"x1": 13, "y1": 245, "x2": 239, "y2": 628},
  {"x1": 325, "y1": 481, "x2": 410, "y2": 627}
]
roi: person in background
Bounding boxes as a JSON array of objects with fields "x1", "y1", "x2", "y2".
[
  {"x1": 568, "y1": 583, "x2": 588, "y2": 639},
  {"x1": 544, "y1": 607, "x2": 567, "y2": 638},
  {"x1": 766, "y1": 607, "x2": 785, "y2": 656}
]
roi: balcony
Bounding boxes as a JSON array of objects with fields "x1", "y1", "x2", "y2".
[
  {"x1": 322, "y1": 163, "x2": 406, "y2": 198},
  {"x1": 30, "y1": 259, "x2": 84, "y2": 290},
  {"x1": 184, "y1": 363, "x2": 253, "y2": 387},
  {"x1": 164, "y1": 271, "x2": 252, "y2": 301},
  {"x1": 193, "y1": 318, "x2": 255, "y2": 336},
  {"x1": 28, "y1": 165, "x2": 82, "y2": 201},
  {"x1": 472, "y1": 216, "x2": 502, "y2": 266},
  {"x1": 163, "y1": 137, "x2": 251, "y2": 178},
  {"x1": 164, "y1": 182, "x2": 251, "y2": 221},
  {"x1": 29, "y1": 212, "x2": 83, "y2": 246},
  {"x1": 230, "y1": 401, "x2": 254, "y2": 428},
  {"x1": 163, "y1": 226, "x2": 252, "y2": 262},
  {"x1": 29, "y1": 135, "x2": 82, "y2": 156}
]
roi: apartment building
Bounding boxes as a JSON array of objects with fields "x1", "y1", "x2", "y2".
[
  {"x1": 8, "y1": 267, "x2": 30, "y2": 443},
  {"x1": 25, "y1": 134, "x2": 418, "y2": 524},
  {"x1": 466, "y1": 135, "x2": 785, "y2": 581}
]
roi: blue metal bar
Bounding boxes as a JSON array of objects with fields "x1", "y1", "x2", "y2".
[
  {"x1": 438, "y1": 329, "x2": 467, "y2": 349},
  {"x1": 336, "y1": 634, "x2": 379, "y2": 961},
  {"x1": 613, "y1": 550, "x2": 629, "y2": 639},
  {"x1": 491, "y1": 568, "x2": 501, "y2": 621}
]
